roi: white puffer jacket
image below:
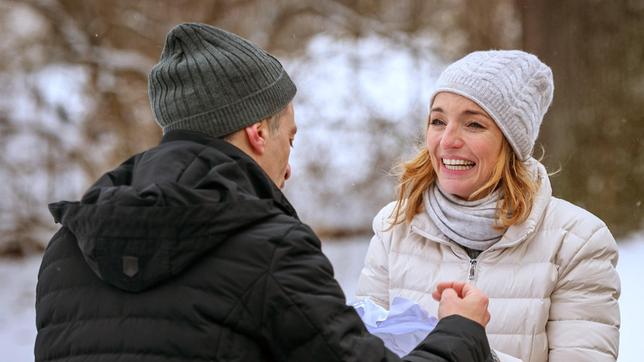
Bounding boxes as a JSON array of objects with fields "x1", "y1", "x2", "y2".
[{"x1": 356, "y1": 162, "x2": 620, "y2": 362}]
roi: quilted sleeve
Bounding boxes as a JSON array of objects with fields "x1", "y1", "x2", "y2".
[
  {"x1": 355, "y1": 204, "x2": 395, "y2": 308},
  {"x1": 260, "y1": 222, "x2": 492, "y2": 362},
  {"x1": 547, "y1": 225, "x2": 620, "y2": 361}
]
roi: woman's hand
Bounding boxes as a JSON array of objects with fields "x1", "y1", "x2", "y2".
[{"x1": 432, "y1": 281, "x2": 491, "y2": 327}]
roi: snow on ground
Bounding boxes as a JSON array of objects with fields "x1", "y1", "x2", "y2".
[
  {"x1": 2, "y1": 234, "x2": 642, "y2": 361},
  {"x1": 614, "y1": 232, "x2": 644, "y2": 361},
  {"x1": 0, "y1": 255, "x2": 40, "y2": 361}
]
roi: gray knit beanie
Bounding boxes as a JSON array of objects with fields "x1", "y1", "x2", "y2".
[
  {"x1": 148, "y1": 23, "x2": 296, "y2": 138},
  {"x1": 429, "y1": 50, "x2": 554, "y2": 161}
]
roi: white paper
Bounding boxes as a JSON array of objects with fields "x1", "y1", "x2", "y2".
[{"x1": 353, "y1": 297, "x2": 438, "y2": 357}]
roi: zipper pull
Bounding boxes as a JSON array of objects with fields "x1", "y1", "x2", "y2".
[{"x1": 468, "y1": 259, "x2": 478, "y2": 281}]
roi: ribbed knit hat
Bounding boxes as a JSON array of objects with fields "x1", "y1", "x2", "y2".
[
  {"x1": 429, "y1": 50, "x2": 554, "y2": 161},
  {"x1": 148, "y1": 23, "x2": 297, "y2": 138}
]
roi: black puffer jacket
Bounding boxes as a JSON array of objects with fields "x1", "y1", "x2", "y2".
[{"x1": 35, "y1": 130, "x2": 491, "y2": 362}]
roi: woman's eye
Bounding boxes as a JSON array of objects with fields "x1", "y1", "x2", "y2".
[
  {"x1": 468, "y1": 121, "x2": 485, "y2": 129},
  {"x1": 429, "y1": 118, "x2": 445, "y2": 126}
]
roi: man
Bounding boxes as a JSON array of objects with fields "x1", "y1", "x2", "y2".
[{"x1": 35, "y1": 23, "x2": 492, "y2": 361}]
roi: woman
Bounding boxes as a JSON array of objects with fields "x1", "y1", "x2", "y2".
[{"x1": 356, "y1": 50, "x2": 620, "y2": 361}]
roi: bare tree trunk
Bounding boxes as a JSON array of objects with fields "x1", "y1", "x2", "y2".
[{"x1": 516, "y1": 0, "x2": 644, "y2": 235}]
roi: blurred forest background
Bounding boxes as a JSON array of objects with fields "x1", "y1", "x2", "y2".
[{"x1": 0, "y1": 0, "x2": 643, "y2": 257}]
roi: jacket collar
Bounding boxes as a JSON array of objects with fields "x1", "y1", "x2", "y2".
[
  {"x1": 161, "y1": 130, "x2": 248, "y2": 160},
  {"x1": 492, "y1": 160, "x2": 552, "y2": 250},
  {"x1": 160, "y1": 130, "x2": 298, "y2": 218}
]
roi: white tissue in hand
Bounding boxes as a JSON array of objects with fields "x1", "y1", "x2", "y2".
[{"x1": 353, "y1": 297, "x2": 438, "y2": 357}]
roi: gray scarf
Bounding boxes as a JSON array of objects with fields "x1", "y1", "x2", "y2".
[{"x1": 424, "y1": 184, "x2": 505, "y2": 251}]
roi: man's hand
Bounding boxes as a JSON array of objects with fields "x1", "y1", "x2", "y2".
[{"x1": 431, "y1": 281, "x2": 490, "y2": 327}]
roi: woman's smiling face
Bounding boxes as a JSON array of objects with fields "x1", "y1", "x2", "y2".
[{"x1": 426, "y1": 92, "x2": 505, "y2": 200}]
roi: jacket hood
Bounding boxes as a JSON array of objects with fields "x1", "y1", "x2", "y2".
[{"x1": 49, "y1": 131, "x2": 296, "y2": 292}]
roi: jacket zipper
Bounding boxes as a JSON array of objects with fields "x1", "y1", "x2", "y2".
[
  {"x1": 468, "y1": 259, "x2": 478, "y2": 282},
  {"x1": 409, "y1": 226, "x2": 483, "y2": 284}
]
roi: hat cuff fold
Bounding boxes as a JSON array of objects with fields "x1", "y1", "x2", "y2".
[{"x1": 161, "y1": 71, "x2": 296, "y2": 138}]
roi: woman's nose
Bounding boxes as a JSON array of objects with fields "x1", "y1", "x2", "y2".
[{"x1": 440, "y1": 124, "x2": 464, "y2": 149}]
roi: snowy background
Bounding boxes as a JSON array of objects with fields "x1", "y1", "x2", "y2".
[{"x1": 1, "y1": 233, "x2": 642, "y2": 361}]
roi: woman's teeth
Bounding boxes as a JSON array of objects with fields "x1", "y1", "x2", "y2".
[{"x1": 442, "y1": 158, "x2": 475, "y2": 171}]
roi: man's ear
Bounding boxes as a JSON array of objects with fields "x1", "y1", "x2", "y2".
[{"x1": 243, "y1": 121, "x2": 267, "y2": 155}]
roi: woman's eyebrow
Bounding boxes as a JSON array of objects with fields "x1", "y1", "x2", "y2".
[
  {"x1": 430, "y1": 107, "x2": 488, "y2": 118},
  {"x1": 463, "y1": 109, "x2": 488, "y2": 117}
]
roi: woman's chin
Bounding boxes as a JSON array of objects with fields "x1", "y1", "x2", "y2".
[{"x1": 437, "y1": 183, "x2": 472, "y2": 199}]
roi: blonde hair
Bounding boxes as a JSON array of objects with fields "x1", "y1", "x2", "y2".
[{"x1": 390, "y1": 139, "x2": 539, "y2": 229}]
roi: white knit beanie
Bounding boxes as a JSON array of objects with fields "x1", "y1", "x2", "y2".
[{"x1": 429, "y1": 50, "x2": 554, "y2": 161}]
